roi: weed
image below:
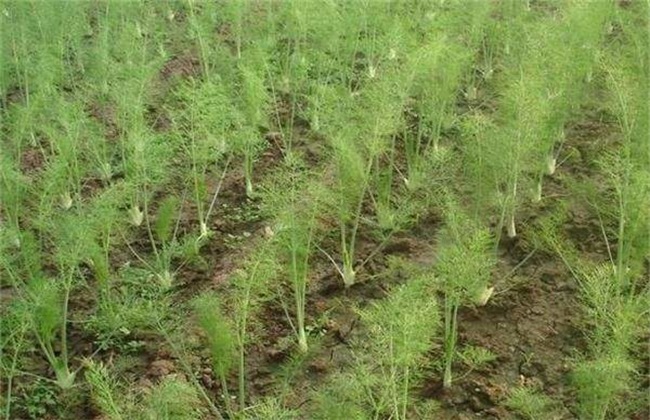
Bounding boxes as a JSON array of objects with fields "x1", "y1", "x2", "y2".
[
  {"x1": 145, "y1": 375, "x2": 206, "y2": 420},
  {"x1": 192, "y1": 292, "x2": 235, "y2": 413},
  {"x1": 84, "y1": 360, "x2": 124, "y2": 420},
  {"x1": 435, "y1": 200, "x2": 495, "y2": 389},
  {"x1": 505, "y1": 386, "x2": 556, "y2": 420}
]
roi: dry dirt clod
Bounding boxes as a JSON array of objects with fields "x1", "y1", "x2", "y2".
[{"x1": 148, "y1": 359, "x2": 176, "y2": 377}]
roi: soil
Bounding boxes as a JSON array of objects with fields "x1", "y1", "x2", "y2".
[
  {"x1": 130, "y1": 98, "x2": 622, "y2": 419},
  {"x1": 5, "y1": 17, "x2": 645, "y2": 420}
]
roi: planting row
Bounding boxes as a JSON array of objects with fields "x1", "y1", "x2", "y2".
[{"x1": 1, "y1": 1, "x2": 647, "y2": 418}]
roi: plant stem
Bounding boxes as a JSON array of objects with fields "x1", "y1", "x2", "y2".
[
  {"x1": 534, "y1": 173, "x2": 543, "y2": 202},
  {"x1": 546, "y1": 152, "x2": 557, "y2": 175},
  {"x1": 3, "y1": 326, "x2": 26, "y2": 420},
  {"x1": 290, "y1": 241, "x2": 308, "y2": 352},
  {"x1": 158, "y1": 323, "x2": 225, "y2": 420},
  {"x1": 401, "y1": 365, "x2": 410, "y2": 420},
  {"x1": 219, "y1": 374, "x2": 235, "y2": 418},
  {"x1": 237, "y1": 287, "x2": 250, "y2": 412},
  {"x1": 506, "y1": 211, "x2": 517, "y2": 238},
  {"x1": 443, "y1": 296, "x2": 458, "y2": 389},
  {"x1": 187, "y1": 0, "x2": 210, "y2": 81},
  {"x1": 59, "y1": 273, "x2": 72, "y2": 385},
  {"x1": 506, "y1": 179, "x2": 518, "y2": 238}
]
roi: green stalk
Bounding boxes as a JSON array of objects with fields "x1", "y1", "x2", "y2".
[
  {"x1": 3, "y1": 322, "x2": 28, "y2": 419},
  {"x1": 340, "y1": 158, "x2": 374, "y2": 287},
  {"x1": 237, "y1": 289, "x2": 249, "y2": 411},
  {"x1": 340, "y1": 224, "x2": 354, "y2": 288},
  {"x1": 58, "y1": 274, "x2": 73, "y2": 387},
  {"x1": 615, "y1": 175, "x2": 626, "y2": 291},
  {"x1": 33, "y1": 270, "x2": 77, "y2": 389},
  {"x1": 443, "y1": 295, "x2": 458, "y2": 389},
  {"x1": 186, "y1": 0, "x2": 210, "y2": 81},
  {"x1": 401, "y1": 365, "x2": 410, "y2": 420},
  {"x1": 506, "y1": 177, "x2": 518, "y2": 238},
  {"x1": 534, "y1": 172, "x2": 543, "y2": 203},
  {"x1": 292, "y1": 247, "x2": 308, "y2": 352},
  {"x1": 219, "y1": 375, "x2": 234, "y2": 418},
  {"x1": 244, "y1": 151, "x2": 254, "y2": 197},
  {"x1": 142, "y1": 182, "x2": 159, "y2": 258},
  {"x1": 158, "y1": 324, "x2": 226, "y2": 420},
  {"x1": 237, "y1": 272, "x2": 251, "y2": 411},
  {"x1": 389, "y1": 331, "x2": 399, "y2": 417},
  {"x1": 233, "y1": 258, "x2": 264, "y2": 411}
]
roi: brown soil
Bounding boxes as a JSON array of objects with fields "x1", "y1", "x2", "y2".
[
  {"x1": 7, "y1": 19, "x2": 642, "y2": 419},
  {"x1": 57, "y1": 114, "x2": 609, "y2": 418}
]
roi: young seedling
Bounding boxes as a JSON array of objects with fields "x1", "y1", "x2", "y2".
[
  {"x1": 140, "y1": 194, "x2": 183, "y2": 289},
  {"x1": 356, "y1": 271, "x2": 439, "y2": 419},
  {"x1": 434, "y1": 202, "x2": 495, "y2": 389},
  {"x1": 317, "y1": 65, "x2": 408, "y2": 287},
  {"x1": 192, "y1": 292, "x2": 236, "y2": 416},
  {"x1": 22, "y1": 275, "x2": 76, "y2": 389},
  {"x1": 233, "y1": 54, "x2": 271, "y2": 197},
  {"x1": 172, "y1": 79, "x2": 231, "y2": 237},
  {"x1": 0, "y1": 300, "x2": 30, "y2": 420},
  {"x1": 505, "y1": 386, "x2": 557, "y2": 419},
  {"x1": 84, "y1": 360, "x2": 124, "y2": 420},
  {"x1": 405, "y1": 1, "x2": 490, "y2": 188},
  {"x1": 260, "y1": 159, "x2": 320, "y2": 352},
  {"x1": 228, "y1": 247, "x2": 278, "y2": 410}
]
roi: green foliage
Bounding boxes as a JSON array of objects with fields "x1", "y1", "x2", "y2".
[
  {"x1": 88, "y1": 265, "x2": 172, "y2": 350},
  {"x1": 354, "y1": 273, "x2": 439, "y2": 418},
  {"x1": 572, "y1": 354, "x2": 636, "y2": 420},
  {"x1": 0, "y1": 296, "x2": 30, "y2": 419},
  {"x1": 310, "y1": 372, "x2": 368, "y2": 420},
  {"x1": 173, "y1": 78, "x2": 230, "y2": 229},
  {"x1": 15, "y1": 378, "x2": 58, "y2": 419},
  {"x1": 84, "y1": 360, "x2": 124, "y2": 420},
  {"x1": 244, "y1": 398, "x2": 298, "y2": 420},
  {"x1": 505, "y1": 386, "x2": 556, "y2": 420},
  {"x1": 532, "y1": 215, "x2": 647, "y2": 418},
  {"x1": 435, "y1": 200, "x2": 495, "y2": 389},
  {"x1": 0, "y1": 0, "x2": 647, "y2": 417},
  {"x1": 26, "y1": 278, "x2": 62, "y2": 344},
  {"x1": 154, "y1": 195, "x2": 180, "y2": 244},
  {"x1": 192, "y1": 293, "x2": 235, "y2": 380},
  {"x1": 436, "y1": 203, "x2": 495, "y2": 304},
  {"x1": 563, "y1": 5, "x2": 649, "y2": 417},
  {"x1": 226, "y1": 245, "x2": 279, "y2": 410},
  {"x1": 20, "y1": 275, "x2": 76, "y2": 389},
  {"x1": 361, "y1": 277, "x2": 438, "y2": 368},
  {"x1": 261, "y1": 162, "x2": 320, "y2": 351},
  {"x1": 144, "y1": 376, "x2": 204, "y2": 420},
  {"x1": 458, "y1": 345, "x2": 497, "y2": 370}
]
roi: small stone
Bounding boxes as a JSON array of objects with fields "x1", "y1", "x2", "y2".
[
  {"x1": 201, "y1": 374, "x2": 214, "y2": 388},
  {"x1": 531, "y1": 306, "x2": 545, "y2": 315},
  {"x1": 138, "y1": 377, "x2": 153, "y2": 389},
  {"x1": 149, "y1": 359, "x2": 175, "y2": 377},
  {"x1": 451, "y1": 395, "x2": 468, "y2": 405},
  {"x1": 469, "y1": 395, "x2": 488, "y2": 412},
  {"x1": 309, "y1": 358, "x2": 328, "y2": 373}
]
